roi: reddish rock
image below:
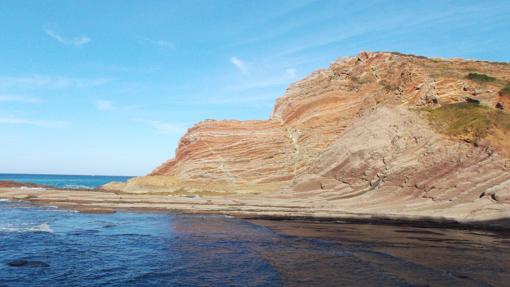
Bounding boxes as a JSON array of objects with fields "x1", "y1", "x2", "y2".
[{"x1": 114, "y1": 52, "x2": 510, "y2": 197}]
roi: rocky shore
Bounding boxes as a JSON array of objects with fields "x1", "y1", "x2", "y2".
[
  {"x1": 2, "y1": 51, "x2": 510, "y2": 230},
  {"x1": 1, "y1": 182, "x2": 510, "y2": 230},
  {"x1": 0, "y1": 181, "x2": 49, "y2": 189}
]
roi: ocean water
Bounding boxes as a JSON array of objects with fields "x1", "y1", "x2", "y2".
[
  {"x1": 0, "y1": 201, "x2": 510, "y2": 286},
  {"x1": 0, "y1": 173, "x2": 132, "y2": 189}
]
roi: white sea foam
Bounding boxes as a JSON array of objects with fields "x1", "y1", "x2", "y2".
[
  {"x1": 41, "y1": 207, "x2": 77, "y2": 213},
  {"x1": 0, "y1": 223, "x2": 53, "y2": 233},
  {"x1": 63, "y1": 184, "x2": 93, "y2": 190},
  {"x1": 19, "y1": 187, "x2": 46, "y2": 191},
  {"x1": 31, "y1": 223, "x2": 53, "y2": 232},
  {"x1": 0, "y1": 199, "x2": 10, "y2": 202}
]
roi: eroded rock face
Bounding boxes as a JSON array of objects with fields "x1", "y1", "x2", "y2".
[
  {"x1": 115, "y1": 52, "x2": 510, "y2": 195},
  {"x1": 292, "y1": 106, "x2": 510, "y2": 205},
  {"x1": 151, "y1": 119, "x2": 295, "y2": 186}
]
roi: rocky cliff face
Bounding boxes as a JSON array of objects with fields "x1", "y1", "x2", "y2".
[
  {"x1": 292, "y1": 106, "x2": 510, "y2": 206},
  {"x1": 107, "y1": 52, "x2": 510, "y2": 202}
]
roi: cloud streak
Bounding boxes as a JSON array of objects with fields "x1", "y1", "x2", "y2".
[
  {"x1": 95, "y1": 100, "x2": 113, "y2": 111},
  {"x1": 0, "y1": 95, "x2": 42, "y2": 103},
  {"x1": 94, "y1": 99, "x2": 135, "y2": 112},
  {"x1": 134, "y1": 118, "x2": 185, "y2": 134},
  {"x1": 286, "y1": 68, "x2": 297, "y2": 77},
  {"x1": 45, "y1": 29, "x2": 91, "y2": 47},
  {"x1": 0, "y1": 117, "x2": 67, "y2": 128},
  {"x1": 138, "y1": 37, "x2": 175, "y2": 49},
  {"x1": 156, "y1": 40, "x2": 174, "y2": 49},
  {"x1": 0, "y1": 75, "x2": 109, "y2": 90},
  {"x1": 226, "y1": 67, "x2": 299, "y2": 91},
  {"x1": 230, "y1": 57, "x2": 248, "y2": 73}
]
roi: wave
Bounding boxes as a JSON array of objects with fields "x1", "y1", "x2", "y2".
[
  {"x1": 40, "y1": 207, "x2": 78, "y2": 213},
  {"x1": 0, "y1": 223, "x2": 53, "y2": 233},
  {"x1": 62, "y1": 184, "x2": 94, "y2": 190},
  {"x1": 19, "y1": 187, "x2": 46, "y2": 190}
]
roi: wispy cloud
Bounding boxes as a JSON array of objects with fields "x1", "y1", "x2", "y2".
[
  {"x1": 0, "y1": 117, "x2": 67, "y2": 128},
  {"x1": 45, "y1": 29, "x2": 91, "y2": 47},
  {"x1": 0, "y1": 75, "x2": 109, "y2": 90},
  {"x1": 286, "y1": 68, "x2": 297, "y2": 78},
  {"x1": 0, "y1": 95, "x2": 42, "y2": 103},
  {"x1": 169, "y1": 67, "x2": 300, "y2": 108},
  {"x1": 230, "y1": 57, "x2": 248, "y2": 73},
  {"x1": 94, "y1": 99, "x2": 135, "y2": 112},
  {"x1": 179, "y1": 94, "x2": 278, "y2": 107},
  {"x1": 227, "y1": 68, "x2": 298, "y2": 91},
  {"x1": 134, "y1": 118, "x2": 185, "y2": 134},
  {"x1": 156, "y1": 40, "x2": 174, "y2": 49},
  {"x1": 95, "y1": 100, "x2": 113, "y2": 111},
  {"x1": 138, "y1": 37, "x2": 175, "y2": 49}
]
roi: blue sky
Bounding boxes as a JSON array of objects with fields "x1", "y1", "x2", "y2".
[{"x1": 0, "y1": 0, "x2": 509, "y2": 175}]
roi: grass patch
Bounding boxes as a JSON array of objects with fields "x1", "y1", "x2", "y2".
[
  {"x1": 466, "y1": 72, "x2": 496, "y2": 82},
  {"x1": 351, "y1": 75, "x2": 372, "y2": 85},
  {"x1": 425, "y1": 102, "x2": 510, "y2": 142},
  {"x1": 499, "y1": 83, "x2": 510, "y2": 97}
]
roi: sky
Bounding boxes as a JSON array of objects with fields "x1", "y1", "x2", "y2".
[{"x1": 0, "y1": 0, "x2": 509, "y2": 176}]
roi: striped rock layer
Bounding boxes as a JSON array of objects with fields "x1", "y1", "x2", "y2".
[{"x1": 110, "y1": 52, "x2": 510, "y2": 209}]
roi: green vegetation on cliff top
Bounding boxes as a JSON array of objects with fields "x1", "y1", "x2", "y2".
[
  {"x1": 500, "y1": 83, "x2": 510, "y2": 97},
  {"x1": 466, "y1": 72, "x2": 496, "y2": 82},
  {"x1": 425, "y1": 102, "x2": 510, "y2": 142}
]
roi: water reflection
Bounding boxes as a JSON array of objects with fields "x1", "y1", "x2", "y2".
[
  {"x1": 253, "y1": 220, "x2": 510, "y2": 286},
  {"x1": 0, "y1": 201, "x2": 509, "y2": 286}
]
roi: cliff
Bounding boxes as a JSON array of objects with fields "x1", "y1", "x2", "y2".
[{"x1": 105, "y1": 52, "x2": 510, "y2": 212}]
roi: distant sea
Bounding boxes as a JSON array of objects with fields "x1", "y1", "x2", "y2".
[{"x1": 0, "y1": 173, "x2": 132, "y2": 189}]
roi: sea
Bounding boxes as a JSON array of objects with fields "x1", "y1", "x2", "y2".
[
  {"x1": 0, "y1": 173, "x2": 132, "y2": 190},
  {"x1": 1, "y1": 174, "x2": 510, "y2": 286}
]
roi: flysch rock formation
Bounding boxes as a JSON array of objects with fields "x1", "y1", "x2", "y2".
[
  {"x1": 292, "y1": 106, "x2": 510, "y2": 207},
  {"x1": 92, "y1": 51, "x2": 510, "y2": 224},
  {"x1": 106, "y1": 51, "x2": 509, "y2": 189}
]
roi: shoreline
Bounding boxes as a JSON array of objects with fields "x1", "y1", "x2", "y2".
[
  {"x1": 1, "y1": 184, "x2": 510, "y2": 232},
  {"x1": 8, "y1": 197, "x2": 510, "y2": 233},
  {"x1": 240, "y1": 214, "x2": 510, "y2": 233}
]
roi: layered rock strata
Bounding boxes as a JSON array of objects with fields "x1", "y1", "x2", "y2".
[{"x1": 107, "y1": 52, "x2": 510, "y2": 200}]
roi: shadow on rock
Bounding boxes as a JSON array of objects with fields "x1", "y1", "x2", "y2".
[{"x1": 6, "y1": 259, "x2": 49, "y2": 268}]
